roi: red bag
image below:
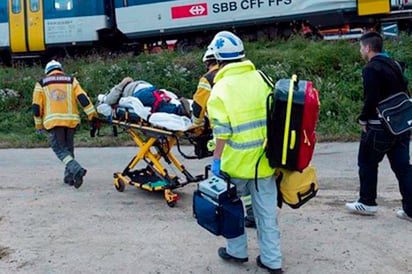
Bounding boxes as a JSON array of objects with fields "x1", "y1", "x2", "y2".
[{"x1": 265, "y1": 74, "x2": 320, "y2": 171}]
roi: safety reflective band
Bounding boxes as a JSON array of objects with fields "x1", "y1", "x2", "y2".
[
  {"x1": 197, "y1": 81, "x2": 212, "y2": 91},
  {"x1": 211, "y1": 120, "x2": 231, "y2": 135},
  {"x1": 213, "y1": 127, "x2": 231, "y2": 135},
  {"x1": 83, "y1": 105, "x2": 95, "y2": 116},
  {"x1": 43, "y1": 114, "x2": 79, "y2": 124},
  {"x1": 62, "y1": 155, "x2": 74, "y2": 165},
  {"x1": 227, "y1": 138, "x2": 265, "y2": 150},
  {"x1": 66, "y1": 83, "x2": 73, "y2": 114},
  {"x1": 213, "y1": 119, "x2": 266, "y2": 135},
  {"x1": 243, "y1": 195, "x2": 252, "y2": 206},
  {"x1": 231, "y1": 119, "x2": 266, "y2": 133}
]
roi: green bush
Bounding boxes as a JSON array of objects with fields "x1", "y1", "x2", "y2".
[{"x1": 1, "y1": 33, "x2": 412, "y2": 147}]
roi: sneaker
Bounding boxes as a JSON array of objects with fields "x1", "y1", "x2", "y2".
[
  {"x1": 218, "y1": 247, "x2": 248, "y2": 263},
  {"x1": 396, "y1": 209, "x2": 412, "y2": 222},
  {"x1": 179, "y1": 98, "x2": 191, "y2": 118},
  {"x1": 245, "y1": 216, "x2": 256, "y2": 228},
  {"x1": 256, "y1": 256, "x2": 283, "y2": 274},
  {"x1": 345, "y1": 201, "x2": 377, "y2": 216},
  {"x1": 73, "y1": 169, "x2": 87, "y2": 189}
]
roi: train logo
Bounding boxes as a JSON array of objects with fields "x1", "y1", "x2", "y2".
[{"x1": 171, "y1": 3, "x2": 208, "y2": 19}]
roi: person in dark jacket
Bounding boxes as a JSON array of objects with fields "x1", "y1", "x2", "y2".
[{"x1": 345, "y1": 31, "x2": 412, "y2": 222}]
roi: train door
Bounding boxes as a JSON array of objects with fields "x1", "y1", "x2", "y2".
[{"x1": 8, "y1": 0, "x2": 45, "y2": 53}]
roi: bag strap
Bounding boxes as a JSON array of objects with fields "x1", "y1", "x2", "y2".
[
  {"x1": 253, "y1": 70, "x2": 276, "y2": 191},
  {"x1": 376, "y1": 57, "x2": 409, "y2": 94},
  {"x1": 258, "y1": 70, "x2": 275, "y2": 89}
]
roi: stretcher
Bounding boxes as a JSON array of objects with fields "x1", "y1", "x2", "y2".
[{"x1": 92, "y1": 98, "x2": 213, "y2": 207}]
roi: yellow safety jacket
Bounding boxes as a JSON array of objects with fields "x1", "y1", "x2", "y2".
[
  {"x1": 32, "y1": 71, "x2": 97, "y2": 130},
  {"x1": 192, "y1": 64, "x2": 219, "y2": 126},
  {"x1": 207, "y1": 60, "x2": 274, "y2": 179}
]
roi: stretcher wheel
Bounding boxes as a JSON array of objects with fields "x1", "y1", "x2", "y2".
[
  {"x1": 114, "y1": 178, "x2": 125, "y2": 192},
  {"x1": 167, "y1": 201, "x2": 176, "y2": 208},
  {"x1": 164, "y1": 189, "x2": 179, "y2": 207}
]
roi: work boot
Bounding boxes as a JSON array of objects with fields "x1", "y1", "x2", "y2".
[
  {"x1": 218, "y1": 247, "x2": 248, "y2": 263},
  {"x1": 63, "y1": 175, "x2": 74, "y2": 186},
  {"x1": 73, "y1": 169, "x2": 87, "y2": 189},
  {"x1": 245, "y1": 216, "x2": 256, "y2": 228},
  {"x1": 179, "y1": 98, "x2": 191, "y2": 118},
  {"x1": 256, "y1": 256, "x2": 283, "y2": 274}
]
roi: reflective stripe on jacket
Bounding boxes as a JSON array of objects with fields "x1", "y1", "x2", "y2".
[
  {"x1": 32, "y1": 71, "x2": 97, "y2": 130},
  {"x1": 207, "y1": 60, "x2": 274, "y2": 178}
]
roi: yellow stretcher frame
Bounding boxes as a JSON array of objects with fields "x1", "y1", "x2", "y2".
[{"x1": 99, "y1": 117, "x2": 208, "y2": 207}]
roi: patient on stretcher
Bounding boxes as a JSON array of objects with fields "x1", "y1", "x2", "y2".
[
  {"x1": 98, "y1": 77, "x2": 191, "y2": 116},
  {"x1": 96, "y1": 77, "x2": 193, "y2": 131},
  {"x1": 94, "y1": 78, "x2": 213, "y2": 158}
]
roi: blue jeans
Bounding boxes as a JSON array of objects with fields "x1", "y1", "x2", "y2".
[
  {"x1": 134, "y1": 89, "x2": 181, "y2": 114},
  {"x1": 226, "y1": 176, "x2": 282, "y2": 269},
  {"x1": 358, "y1": 124, "x2": 412, "y2": 216}
]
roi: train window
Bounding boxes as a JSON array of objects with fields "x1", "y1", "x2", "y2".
[
  {"x1": 30, "y1": 0, "x2": 39, "y2": 12},
  {"x1": 12, "y1": 0, "x2": 20, "y2": 13},
  {"x1": 54, "y1": 0, "x2": 73, "y2": 10}
]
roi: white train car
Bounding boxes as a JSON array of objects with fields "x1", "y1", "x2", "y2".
[{"x1": 0, "y1": 0, "x2": 411, "y2": 62}]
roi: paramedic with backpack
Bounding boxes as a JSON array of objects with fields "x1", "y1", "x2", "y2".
[
  {"x1": 196, "y1": 48, "x2": 257, "y2": 229},
  {"x1": 32, "y1": 60, "x2": 97, "y2": 188},
  {"x1": 345, "y1": 31, "x2": 412, "y2": 222},
  {"x1": 207, "y1": 31, "x2": 282, "y2": 273}
]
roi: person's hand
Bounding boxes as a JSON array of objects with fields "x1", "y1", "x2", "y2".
[
  {"x1": 36, "y1": 128, "x2": 46, "y2": 134},
  {"x1": 211, "y1": 158, "x2": 221, "y2": 176},
  {"x1": 361, "y1": 125, "x2": 367, "y2": 133}
]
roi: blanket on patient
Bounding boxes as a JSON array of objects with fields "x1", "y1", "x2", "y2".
[{"x1": 97, "y1": 95, "x2": 193, "y2": 131}]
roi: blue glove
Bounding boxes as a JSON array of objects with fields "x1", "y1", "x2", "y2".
[
  {"x1": 36, "y1": 129, "x2": 46, "y2": 134},
  {"x1": 211, "y1": 159, "x2": 221, "y2": 176}
]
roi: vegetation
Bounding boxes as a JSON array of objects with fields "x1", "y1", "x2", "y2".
[{"x1": 1, "y1": 34, "x2": 411, "y2": 148}]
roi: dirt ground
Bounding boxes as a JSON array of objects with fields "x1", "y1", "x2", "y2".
[{"x1": 0, "y1": 143, "x2": 411, "y2": 274}]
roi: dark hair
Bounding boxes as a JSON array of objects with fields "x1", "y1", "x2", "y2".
[
  {"x1": 360, "y1": 31, "x2": 383, "y2": 53},
  {"x1": 217, "y1": 58, "x2": 244, "y2": 66}
]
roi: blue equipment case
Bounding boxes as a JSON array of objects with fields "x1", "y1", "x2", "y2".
[{"x1": 193, "y1": 174, "x2": 244, "y2": 239}]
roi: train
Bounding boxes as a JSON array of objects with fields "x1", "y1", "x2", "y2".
[{"x1": 1, "y1": 0, "x2": 412, "y2": 63}]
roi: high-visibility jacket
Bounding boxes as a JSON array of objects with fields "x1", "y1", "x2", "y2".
[
  {"x1": 207, "y1": 60, "x2": 274, "y2": 179},
  {"x1": 192, "y1": 64, "x2": 219, "y2": 126},
  {"x1": 32, "y1": 71, "x2": 97, "y2": 130}
]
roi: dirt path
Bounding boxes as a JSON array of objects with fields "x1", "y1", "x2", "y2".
[{"x1": 0, "y1": 143, "x2": 411, "y2": 274}]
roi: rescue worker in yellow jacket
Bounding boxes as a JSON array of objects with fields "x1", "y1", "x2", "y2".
[
  {"x1": 207, "y1": 31, "x2": 282, "y2": 273},
  {"x1": 191, "y1": 48, "x2": 219, "y2": 126},
  {"x1": 32, "y1": 60, "x2": 97, "y2": 188},
  {"x1": 195, "y1": 48, "x2": 256, "y2": 226}
]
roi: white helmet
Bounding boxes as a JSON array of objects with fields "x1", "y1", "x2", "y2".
[
  {"x1": 209, "y1": 31, "x2": 245, "y2": 61},
  {"x1": 202, "y1": 48, "x2": 216, "y2": 63},
  {"x1": 44, "y1": 60, "x2": 62, "y2": 74}
]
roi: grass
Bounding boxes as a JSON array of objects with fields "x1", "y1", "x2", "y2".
[{"x1": 1, "y1": 34, "x2": 411, "y2": 148}]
